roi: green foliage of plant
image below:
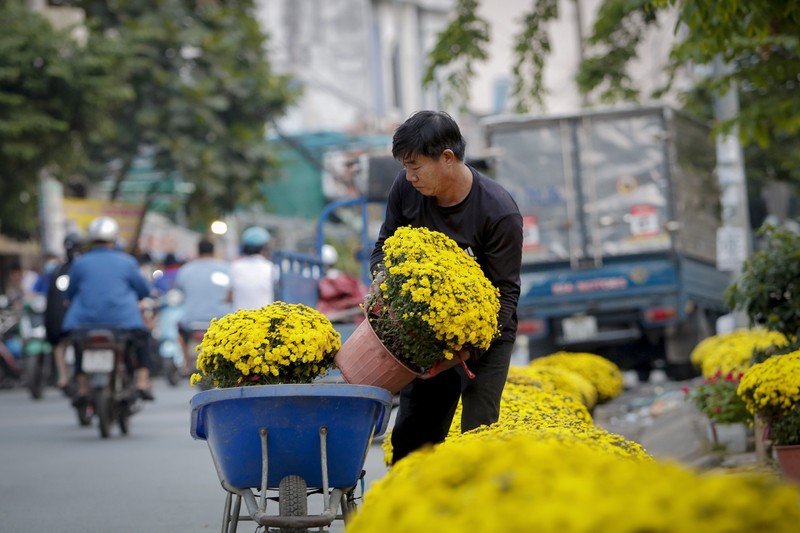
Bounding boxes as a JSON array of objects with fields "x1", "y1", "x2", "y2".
[
  {"x1": 771, "y1": 407, "x2": 800, "y2": 447},
  {"x1": 424, "y1": 0, "x2": 799, "y2": 198},
  {"x1": 80, "y1": 0, "x2": 299, "y2": 239},
  {"x1": 0, "y1": 1, "x2": 298, "y2": 241},
  {"x1": 422, "y1": 0, "x2": 489, "y2": 111},
  {"x1": 724, "y1": 225, "x2": 800, "y2": 338},
  {"x1": 750, "y1": 338, "x2": 800, "y2": 367},
  {"x1": 509, "y1": 0, "x2": 558, "y2": 113},
  {"x1": 684, "y1": 371, "x2": 751, "y2": 424},
  {"x1": 575, "y1": 0, "x2": 657, "y2": 104},
  {"x1": 0, "y1": 0, "x2": 129, "y2": 238}
]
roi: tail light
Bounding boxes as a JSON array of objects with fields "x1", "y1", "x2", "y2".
[
  {"x1": 643, "y1": 306, "x2": 677, "y2": 323},
  {"x1": 191, "y1": 331, "x2": 206, "y2": 341},
  {"x1": 517, "y1": 319, "x2": 546, "y2": 335}
]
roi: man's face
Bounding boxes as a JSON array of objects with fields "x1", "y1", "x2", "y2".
[{"x1": 401, "y1": 152, "x2": 448, "y2": 197}]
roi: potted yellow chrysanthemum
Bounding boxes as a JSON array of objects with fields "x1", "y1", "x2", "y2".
[
  {"x1": 190, "y1": 302, "x2": 341, "y2": 389},
  {"x1": 737, "y1": 350, "x2": 800, "y2": 481},
  {"x1": 335, "y1": 226, "x2": 500, "y2": 392}
]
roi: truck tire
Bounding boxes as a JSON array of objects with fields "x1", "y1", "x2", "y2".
[
  {"x1": 527, "y1": 335, "x2": 560, "y2": 361},
  {"x1": 664, "y1": 309, "x2": 709, "y2": 381},
  {"x1": 279, "y1": 475, "x2": 308, "y2": 533}
]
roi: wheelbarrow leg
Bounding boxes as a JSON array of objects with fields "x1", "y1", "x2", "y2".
[
  {"x1": 221, "y1": 491, "x2": 242, "y2": 533},
  {"x1": 221, "y1": 491, "x2": 232, "y2": 533}
]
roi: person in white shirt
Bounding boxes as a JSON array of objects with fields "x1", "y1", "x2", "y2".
[{"x1": 228, "y1": 226, "x2": 279, "y2": 311}]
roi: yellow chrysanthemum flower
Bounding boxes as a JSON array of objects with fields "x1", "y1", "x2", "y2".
[
  {"x1": 691, "y1": 328, "x2": 789, "y2": 378},
  {"x1": 354, "y1": 435, "x2": 800, "y2": 533},
  {"x1": 190, "y1": 302, "x2": 341, "y2": 388},
  {"x1": 367, "y1": 226, "x2": 501, "y2": 371},
  {"x1": 530, "y1": 351, "x2": 623, "y2": 403}
]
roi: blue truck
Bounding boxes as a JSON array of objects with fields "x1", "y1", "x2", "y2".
[{"x1": 482, "y1": 105, "x2": 731, "y2": 380}]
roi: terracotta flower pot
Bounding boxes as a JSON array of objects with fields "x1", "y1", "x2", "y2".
[
  {"x1": 334, "y1": 318, "x2": 421, "y2": 394},
  {"x1": 774, "y1": 444, "x2": 800, "y2": 484}
]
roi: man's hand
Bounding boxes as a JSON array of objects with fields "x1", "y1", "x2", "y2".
[
  {"x1": 367, "y1": 270, "x2": 385, "y2": 299},
  {"x1": 421, "y1": 349, "x2": 471, "y2": 379}
]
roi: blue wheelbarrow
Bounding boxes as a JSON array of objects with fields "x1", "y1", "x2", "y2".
[{"x1": 190, "y1": 384, "x2": 393, "y2": 532}]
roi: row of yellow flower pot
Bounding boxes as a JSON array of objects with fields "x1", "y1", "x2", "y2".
[
  {"x1": 688, "y1": 328, "x2": 800, "y2": 480},
  {"x1": 347, "y1": 351, "x2": 800, "y2": 532}
]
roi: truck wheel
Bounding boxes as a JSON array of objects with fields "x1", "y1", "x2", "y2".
[
  {"x1": 527, "y1": 336, "x2": 560, "y2": 361},
  {"x1": 278, "y1": 475, "x2": 308, "y2": 533},
  {"x1": 665, "y1": 361, "x2": 699, "y2": 381}
]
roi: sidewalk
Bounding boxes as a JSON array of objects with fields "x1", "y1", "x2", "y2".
[{"x1": 592, "y1": 372, "x2": 764, "y2": 473}]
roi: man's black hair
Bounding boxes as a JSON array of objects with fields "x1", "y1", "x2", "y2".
[
  {"x1": 242, "y1": 244, "x2": 264, "y2": 256},
  {"x1": 391, "y1": 110, "x2": 466, "y2": 162},
  {"x1": 198, "y1": 239, "x2": 214, "y2": 256}
]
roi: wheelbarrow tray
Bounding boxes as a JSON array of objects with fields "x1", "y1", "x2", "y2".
[{"x1": 190, "y1": 384, "x2": 392, "y2": 490}]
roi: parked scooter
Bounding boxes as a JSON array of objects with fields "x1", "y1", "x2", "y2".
[
  {"x1": 20, "y1": 294, "x2": 56, "y2": 399},
  {"x1": 71, "y1": 329, "x2": 141, "y2": 438}
]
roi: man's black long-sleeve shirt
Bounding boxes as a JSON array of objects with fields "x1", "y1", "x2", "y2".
[{"x1": 370, "y1": 166, "x2": 523, "y2": 343}]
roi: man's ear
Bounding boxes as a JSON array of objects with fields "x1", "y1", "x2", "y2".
[{"x1": 441, "y1": 149, "x2": 455, "y2": 164}]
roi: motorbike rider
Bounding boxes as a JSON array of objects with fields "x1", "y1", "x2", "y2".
[
  {"x1": 174, "y1": 238, "x2": 231, "y2": 372},
  {"x1": 61, "y1": 216, "x2": 155, "y2": 404},
  {"x1": 44, "y1": 232, "x2": 85, "y2": 392},
  {"x1": 228, "y1": 226, "x2": 279, "y2": 311}
]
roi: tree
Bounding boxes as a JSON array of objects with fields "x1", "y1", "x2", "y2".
[
  {"x1": 577, "y1": 0, "x2": 800, "y2": 186},
  {"x1": 80, "y1": 0, "x2": 299, "y2": 246},
  {"x1": 0, "y1": 0, "x2": 128, "y2": 240},
  {"x1": 424, "y1": 0, "x2": 800, "y2": 188}
]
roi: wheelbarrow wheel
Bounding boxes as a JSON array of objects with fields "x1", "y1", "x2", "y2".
[{"x1": 278, "y1": 475, "x2": 308, "y2": 533}]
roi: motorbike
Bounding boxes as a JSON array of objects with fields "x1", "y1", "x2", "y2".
[
  {"x1": 71, "y1": 329, "x2": 141, "y2": 438},
  {"x1": 20, "y1": 294, "x2": 56, "y2": 399},
  {"x1": 0, "y1": 295, "x2": 23, "y2": 389},
  {"x1": 183, "y1": 321, "x2": 209, "y2": 384},
  {"x1": 151, "y1": 290, "x2": 184, "y2": 386}
]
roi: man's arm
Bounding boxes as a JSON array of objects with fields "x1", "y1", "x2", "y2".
[
  {"x1": 483, "y1": 213, "x2": 524, "y2": 338},
  {"x1": 369, "y1": 172, "x2": 407, "y2": 277}
]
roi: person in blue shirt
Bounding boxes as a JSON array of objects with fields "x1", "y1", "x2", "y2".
[
  {"x1": 174, "y1": 238, "x2": 231, "y2": 372},
  {"x1": 62, "y1": 216, "x2": 155, "y2": 403}
]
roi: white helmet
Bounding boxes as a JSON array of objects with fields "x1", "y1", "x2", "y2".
[
  {"x1": 321, "y1": 244, "x2": 338, "y2": 266},
  {"x1": 87, "y1": 216, "x2": 119, "y2": 242}
]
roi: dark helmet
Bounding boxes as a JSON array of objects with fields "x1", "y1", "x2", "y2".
[{"x1": 64, "y1": 232, "x2": 84, "y2": 253}]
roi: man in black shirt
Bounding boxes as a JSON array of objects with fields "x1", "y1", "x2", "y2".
[{"x1": 370, "y1": 110, "x2": 523, "y2": 464}]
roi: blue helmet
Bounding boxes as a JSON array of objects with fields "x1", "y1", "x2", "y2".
[{"x1": 241, "y1": 226, "x2": 271, "y2": 247}]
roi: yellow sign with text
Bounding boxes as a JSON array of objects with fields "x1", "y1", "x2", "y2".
[{"x1": 62, "y1": 198, "x2": 144, "y2": 246}]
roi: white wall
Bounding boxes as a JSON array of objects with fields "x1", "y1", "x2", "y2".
[{"x1": 257, "y1": 0, "x2": 688, "y2": 132}]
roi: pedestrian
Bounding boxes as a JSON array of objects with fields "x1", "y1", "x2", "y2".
[
  {"x1": 44, "y1": 232, "x2": 85, "y2": 391},
  {"x1": 228, "y1": 226, "x2": 279, "y2": 311},
  {"x1": 174, "y1": 238, "x2": 231, "y2": 371},
  {"x1": 32, "y1": 252, "x2": 61, "y2": 296},
  {"x1": 370, "y1": 110, "x2": 523, "y2": 464},
  {"x1": 62, "y1": 216, "x2": 155, "y2": 403}
]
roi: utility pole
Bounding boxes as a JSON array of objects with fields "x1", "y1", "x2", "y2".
[{"x1": 712, "y1": 56, "x2": 752, "y2": 281}]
